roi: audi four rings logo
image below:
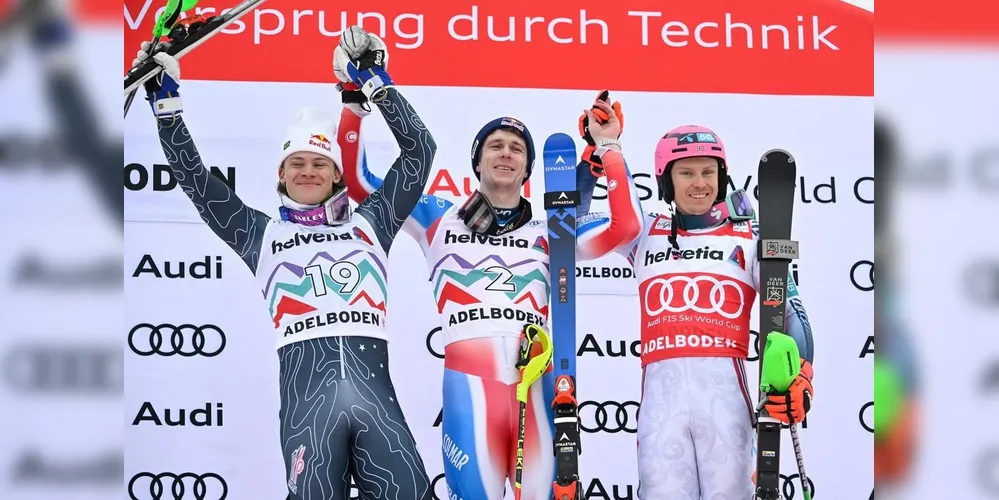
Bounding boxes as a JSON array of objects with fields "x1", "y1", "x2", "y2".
[
  {"x1": 579, "y1": 400, "x2": 640, "y2": 434},
  {"x1": 643, "y1": 276, "x2": 744, "y2": 319},
  {"x1": 850, "y1": 260, "x2": 874, "y2": 292},
  {"x1": 748, "y1": 330, "x2": 761, "y2": 362},
  {"x1": 426, "y1": 327, "x2": 445, "y2": 359},
  {"x1": 779, "y1": 473, "x2": 817, "y2": 500},
  {"x1": 859, "y1": 401, "x2": 874, "y2": 433},
  {"x1": 128, "y1": 472, "x2": 228, "y2": 500},
  {"x1": 128, "y1": 323, "x2": 226, "y2": 357}
]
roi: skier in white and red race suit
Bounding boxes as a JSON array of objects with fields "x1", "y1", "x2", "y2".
[
  {"x1": 574, "y1": 93, "x2": 816, "y2": 499},
  {"x1": 332, "y1": 34, "x2": 645, "y2": 498}
]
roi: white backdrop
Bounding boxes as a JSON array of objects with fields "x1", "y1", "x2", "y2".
[{"x1": 124, "y1": 82, "x2": 873, "y2": 500}]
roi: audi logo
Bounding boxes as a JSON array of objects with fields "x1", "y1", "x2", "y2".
[
  {"x1": 579, "y1": 400, "x2": 639, "y2": 434},
  {"x1": 748, "y1": 330, "x2": 761, "y2": 362},
  {"x1": 3, "y1": 344, "x2": 121, "y2": 394},
  {"x1": 965, "y1": 259, "x2": 999, "y2": 308},
  {"x1": 431, "y1": 473, "x2": 449, "y2": 500},
  {"x1": 859, "y1": 401, "x2": 874, "y2": 433},
  {"x1": 779, "y1": 473, "x2": 817, "y2": 500},
  {"x1": 128, "y1": 472, "x2": 228, "y2": 500},
  {"x1": 850, "y1": 260, "x2": 874, "y2": 292},
  {"x1": 128, "y1": 324, "x2": 226, "y2": 357},
  {"x1": 643, "y1": 275, "x2": 744, "y2": 319},
  {"x1": 425, "y1": 327, "x2": 445, "y2": 359}
]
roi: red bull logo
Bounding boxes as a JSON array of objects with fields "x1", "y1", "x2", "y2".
[
  {"x1": 500, "y1": 117, "x2": 525, "y2": 132},
  {"x1": 309, "y1": 133, "x2": 332, "y2": 152}
]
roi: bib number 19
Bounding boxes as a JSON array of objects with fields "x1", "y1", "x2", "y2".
[{"x1": 305, "y1": 262, "x2": 360, "y2": 296}]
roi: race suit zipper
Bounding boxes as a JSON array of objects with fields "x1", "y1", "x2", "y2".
[{"x1": 339, "y1": 337, "x2": 346, "y2": 379}]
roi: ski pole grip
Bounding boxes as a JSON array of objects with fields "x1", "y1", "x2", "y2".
[
  {"x1": 760, "y1": 332, "x2": 800, "y2": 393},
  {"x1": 516, "y1": 325, "x2": 553, "y2": 403},
  {"x1": 873, "y1": 358, "x2": 902, "y2": 439}
]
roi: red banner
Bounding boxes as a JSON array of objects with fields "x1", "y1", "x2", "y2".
[{"x1": 124, "y1": 0, "x2": 873, "y2": 96}]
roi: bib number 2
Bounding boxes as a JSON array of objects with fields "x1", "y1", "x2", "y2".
[
  {"x1": 485, "y1": 265, "x2": 517, "y2": 292},
  {"x1": 305, "y1": 262, "x2": 360, "y2": 296}
]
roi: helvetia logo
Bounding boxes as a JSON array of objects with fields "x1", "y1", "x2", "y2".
[
  {"x1": 443, "y1": 229, "x2": 530, "y2": 248},
  {"x1": 644, "y1": 246, "x2": 724, "y2": 266}
]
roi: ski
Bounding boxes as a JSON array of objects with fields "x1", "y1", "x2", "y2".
[
  {"x1": 124, "y1": 0, "x2": 266, "y2": 101},
  {"x1": 542, "y1": 133, "x2": 581, "y2": 500},
  {"x1": 753, "y1": 149, "x2": 800, "y2": 500}
]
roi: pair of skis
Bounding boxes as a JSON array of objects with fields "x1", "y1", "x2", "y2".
[
  {"x1": 542, "y1": 134, "x2": 583, "y2": 500},
  {"x1": 754, "y1": 150, "x2": 812, "y2": 500},
  {"x1": 123, "y1": 0, "x2": 266, "y2": 117},
  {"x1": 541, "y1": 135, "x2": 810, "y2": 500}
]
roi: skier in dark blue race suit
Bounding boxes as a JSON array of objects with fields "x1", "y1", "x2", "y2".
[{"x1": 131, "y1": 26, "x2": 437, "y2": 500}]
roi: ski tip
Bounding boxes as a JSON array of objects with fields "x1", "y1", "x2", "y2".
[
  {"x1": 543, "y1": 133, "x2": 576, "y2": 149},
  {"x1": 759, "y1": 149, "x2": 795, "y2": 164}
]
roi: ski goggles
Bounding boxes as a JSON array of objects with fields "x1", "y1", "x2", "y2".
[{"x1": 278, "y1": 187, "x2": 352, "y2": 226}]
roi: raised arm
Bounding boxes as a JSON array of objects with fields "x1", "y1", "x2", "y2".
[
  {"x1": 139, "y1": 49, "x2": 269, "y2": 273},
  {"x1": 333, "y1": 28, "x2": 439, "y2": 254},
  {"x1": 573, "y1": 99, "x2": 643, "y2": 260},
  {"x1": 337, "y1": 101, "x2": 451, "y2": 254},
  {"x1": 575, "y1": 149, "x2": 644, "y2": 260}
]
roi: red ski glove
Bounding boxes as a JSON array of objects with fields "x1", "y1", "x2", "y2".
[
  {"x1": 577, "y1": 89, "x2": 624, "y2": 177},
  {"x1": 764, "y1": 359, "x2": 813, "y2": 425}
]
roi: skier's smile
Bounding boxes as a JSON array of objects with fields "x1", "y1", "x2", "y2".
[
  {"x1": 477, "y1": 129, "x2": 527, "y2": 187},
  {"x1": 280, "y1": 151, "x2": 342, "y2": 205}
]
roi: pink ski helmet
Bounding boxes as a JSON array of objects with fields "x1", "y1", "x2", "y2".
[{"x1": 653, "y1": 125, "x2": 728, "y2": 203}]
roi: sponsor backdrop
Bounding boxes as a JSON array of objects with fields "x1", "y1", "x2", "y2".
[{"x1": 123, "y1": 0, "x2": 872, "y2": 498}]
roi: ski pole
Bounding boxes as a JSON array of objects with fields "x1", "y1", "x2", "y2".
[
  {"x1": 124, "y1": 0, "x2": 195, "y2": 118},
  {"x1": 513, "y1": 324, "x2": 553, "y2": 500},
  {"x1": 759, "y1": 332, "x2": 811, "y2": 500}
]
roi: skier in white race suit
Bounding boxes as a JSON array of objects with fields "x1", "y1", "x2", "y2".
[{"x1": 574, "y1": 96, "x2": 816, "y2": 499}]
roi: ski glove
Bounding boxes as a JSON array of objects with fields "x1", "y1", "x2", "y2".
[
  {"x1": 333, "y1": 45, "x2": 369, "y2": 109},
  {"x1": 133, "y1": 41, "x2": 183, "y2": 118},
  {"x1": 764, "y1": 359, "x2": 813, "y2": 425},
  {"x1": 577, "y1": 89, "x2": 624, "y2": 177},
  {"x1": 336, "y1": 26, "x2": 394, "y2": 102}
]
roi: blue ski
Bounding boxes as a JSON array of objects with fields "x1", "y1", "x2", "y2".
[{"x1": 542, "y1": 132, "x2": 582, "y2": 500}]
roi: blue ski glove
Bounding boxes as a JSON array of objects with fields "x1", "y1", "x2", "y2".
[
  {"x1": 336, "y1": 26, "x2": 394, "y2": 102},
  {"x1": 131, "y1": 41, "x2": 183, "y2": 119}
]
